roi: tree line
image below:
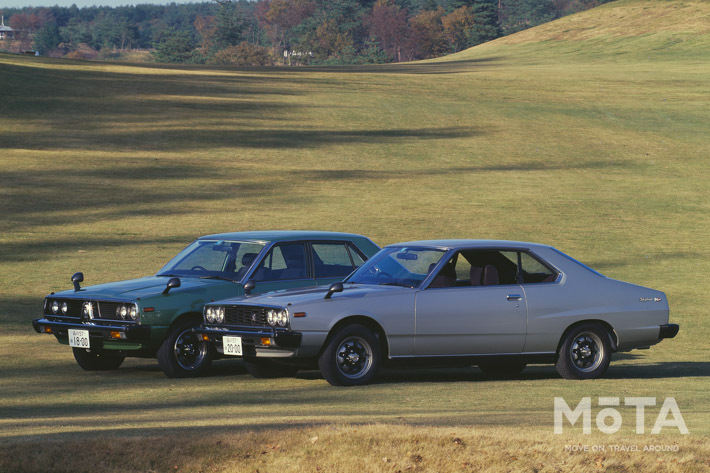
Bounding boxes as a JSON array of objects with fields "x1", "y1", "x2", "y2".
[{"x1": 0, "y1": 0, "x2": 612, "y2": 65}]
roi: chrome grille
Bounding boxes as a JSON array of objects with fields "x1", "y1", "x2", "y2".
[{"x1": 224, "y1": 306, "x2": 269, "y2": 327}]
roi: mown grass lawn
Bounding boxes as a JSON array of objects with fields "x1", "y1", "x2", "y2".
[{"x1": 1, "y1": 0, "x2": 708, "y2": 471}]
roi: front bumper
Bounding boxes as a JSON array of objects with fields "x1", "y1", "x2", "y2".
[
  {"x1": 32, "y1": 317, "x2": 151, "y2": 344},
  {"x1": 194, "y1": 326, "x2": 302, "y2": 357},
  {"x1": 658, "y1": 323, "x2": 679, "y2": 340}
]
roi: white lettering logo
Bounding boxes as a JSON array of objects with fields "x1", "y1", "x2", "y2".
[{"x1": 554, "y1": 397, "x2": 688, "y2": 434}]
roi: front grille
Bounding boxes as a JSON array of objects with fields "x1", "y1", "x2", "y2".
[
  {"x1": 98, "y1": 301, "x2": 123, "y2": 321},
  {"x1": 45, "y1": 298, "x2": 134, "y2": 322},
  {"x1": 224, "y1": 305, "x2": 269, "y2": 327}
]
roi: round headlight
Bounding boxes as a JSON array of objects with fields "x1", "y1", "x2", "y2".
[
  {"x1": 216, "y1": 307, "x2": 225, "y2": 323},
  {"x1": 51, "y1": 300, "x2": 59, "y2": 314},
  {"x1": 277, "y1": 309, "x2": 288, "y2": 327},
  {"x1": 267, "y1": 310, "x2": 276, "y2": 326},
  {"x1": 119, "y1": 305, "x2": 128, "y2": 319},
  {"x1": 129, "y1": 305, "x2": 138, "y2": 321},
  {"x1": 61, "y1": 302, "x2": 68, "y2": 314},
  {"x1": 206, "y1": 307, "x2": 215, "y2": 323}
]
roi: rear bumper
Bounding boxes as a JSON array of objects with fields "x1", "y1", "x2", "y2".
[
  {"x1": 32, "y1": 317, "x2": 151, "y2": 342},
  {"x1": 194, "y1": 326, "x2": 302, "y2": 356},
  {"x1": 659, "y1": 323, "x2": 679, "y2": 340}
]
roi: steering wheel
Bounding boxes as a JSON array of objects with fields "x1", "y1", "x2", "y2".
[{"x1": 191, "y1": 265, "x2": 207, "y2": 271}]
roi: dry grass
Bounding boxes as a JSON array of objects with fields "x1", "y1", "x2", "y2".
[
  {"x1": 0, "y1": 0, "x2": 708, "y2": 471},
  {"x1": 2, "y1": 425, "x2": 708, "y2": 473}
]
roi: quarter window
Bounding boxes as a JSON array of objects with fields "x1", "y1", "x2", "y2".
[{"x1": 520, "y1": 252, "x2": 557, "y2": 283}]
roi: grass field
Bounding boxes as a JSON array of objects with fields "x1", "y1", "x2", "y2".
[{"x1": 1, "y1": 0, "x2": 708, "y2": 471}]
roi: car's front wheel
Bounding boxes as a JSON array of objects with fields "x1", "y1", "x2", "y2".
[
  {"x1": 318, "y1": 324, "x2": 381, "y2": 386},
  {"x1": 157, "y1": 319, "x2": 212, "y2": 378},
  {"x1": 72, "y1": 347, "x2": 125, "y2": 371},
  {"x1": 556, "y1": 323, "x2": 612, "y2": 380}
]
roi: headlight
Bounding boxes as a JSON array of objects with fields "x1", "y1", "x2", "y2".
[
  {"x1": 61, "y1": 302, "x2": 68, "y2": 314},
  {"x1": 267, "y1": 310, "x2": 276, "y2": 326},
  {"x1": 119, "y1": 305, "x2": 128, "y2": 319},
  {"x1": 277, "y1": 309, "x2": 288, "y2": 327},
  {"x1": 129, "y1": 304, "x2": 138, "y2": 321},
  {"x1": 51, "y1": 300, "x2": 59, "y2": 314},
  {"x1": 216, "y1": 306, "x2": 225, "y2": 323},
  {"x1": 206, "y1": 307, "x2": 215, "y2": 323}
]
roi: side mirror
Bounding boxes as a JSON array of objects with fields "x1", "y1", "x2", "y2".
[
  {"x1": 243, "y1": 280, "x2": 256, "y2": 295},
  {"x1": 71, "y1": 272, "x2": 84, "y2": 292},
  {"x1": 324, "y1": 282, "x2": 344, "y2": 300},
  {"x1": 162, "y1": 277, "x2": 181, "y2": 295}
]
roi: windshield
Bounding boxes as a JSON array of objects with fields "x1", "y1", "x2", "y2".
[
  {"x1": 346, "y1": 246, "x2": 446, "y2": 288},
  {"x1": 157, "y1": 240, "x2": 265, "y2": 281}
]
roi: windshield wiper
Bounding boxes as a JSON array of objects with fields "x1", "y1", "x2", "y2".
[
  {"x1": 199, "y1": 275, "x2": 237, "y2": 282},
  {"x1": 378, "y1": 282, "x2": 414, "y2": 288}
]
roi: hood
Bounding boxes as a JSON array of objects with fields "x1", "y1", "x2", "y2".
[
  {"x1": 218, "y1": 283, "x2": 411, "y2": 307},
  {"x1": 50, "y1": 275, "x2": 237, "y2": 301}
]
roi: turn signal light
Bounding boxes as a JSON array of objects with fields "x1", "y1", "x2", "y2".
[
  {"x1": 260, "y1": 337, "x2": 272, "y2": 346},
  {"x1": 110, "y1": 331, "x2": 126, "y2": 339},
  {"x1": 202, "y1": 334, "x2": 210, "y2": 342},
  {"x1": 43, "y1": 326, "x2": 53, "y2": 334}
]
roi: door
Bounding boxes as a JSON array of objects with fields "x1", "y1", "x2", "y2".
[{"x1": 413, "y1": 249, "x2": 527, "y2": 355}]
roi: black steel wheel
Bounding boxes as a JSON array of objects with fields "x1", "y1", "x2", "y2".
[
  {"x1": 157, "y1": 319, "x2": 212, "y2": 378},
  {"x1": 72, "y1": 347, "x2": 125, "y2": 371},
  {"x1": 318, "y1": 324, "x2": 381, "y2": 386},
  {"x1": 556, "y1": 323, "x2": 612, "y2": 380}
]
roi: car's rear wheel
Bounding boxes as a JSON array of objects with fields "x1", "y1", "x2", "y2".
[
  {"x1": 318, "y1": 324, "x2": 381, "y2": 386},
  {"x1": 478, "y1": 360, "x2": 527, "y2": 377},
  {"x1": 157, "y1": 319, "x2": 212, "y2": 378},
  {"x1": 243, "y1": 358, "x2": 299, "y2": 378},
  {"x1": 556, "y1": 323, "x2": 612, "y2": 380},
  {"x1": 72, "y1": 347, "x2": 125, "y2": 371}
]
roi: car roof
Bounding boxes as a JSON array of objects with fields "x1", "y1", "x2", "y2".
[
  {"x1": 387, "y1": 239, "x2": 554, "y2": 251},
  {"x1": 198, "y1": 230, "x2": 369, "y2": 244}
]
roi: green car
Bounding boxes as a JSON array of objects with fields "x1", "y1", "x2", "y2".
[{"x1": 32, "y1": 231, "x2": 379, "y2": 378}]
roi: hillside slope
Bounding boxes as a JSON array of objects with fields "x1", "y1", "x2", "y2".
[{"x1": 450, "y1": 0, "x2": 710, "y2": 62}]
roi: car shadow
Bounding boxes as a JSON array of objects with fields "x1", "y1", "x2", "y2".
[{"x1": 361, "y1": 361, "x2": 710, "y2": 384}]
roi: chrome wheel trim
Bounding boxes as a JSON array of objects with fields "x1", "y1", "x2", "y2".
[
  {"x1": 570, "y1": 331, "x2": 604, "y2": 373},
  {"x1": 335, "y1": 336, "x2": 373, "y2": 380},
  {"x1": 174, "y1": 328, "x2": 207, "y2": 370}
]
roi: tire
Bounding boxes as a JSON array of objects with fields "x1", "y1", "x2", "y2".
[
  {"x1": 478, "y1": 360, "x2": 527, "y2": 378},
  {"x1": 556, "y1": 323, "x2": 612, "y2": 380},
  {"x1": 157, "y1": 319, "x2": 212, "y2": 378},
  {"x1": 72, "y1": 347, "x2": 125, "y2": 371},
  {"x1": 318, "y1": 324, "x2": 381, "y2": 386},
  {"x1": 243, "y1": 358, "x2": 299, "y2": 378}
]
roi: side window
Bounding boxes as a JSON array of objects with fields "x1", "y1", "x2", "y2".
[
  {"x1": 347, "y1": 244, "x2": 366, "y2": 268},
  {"x1": 253, "y1": 243, "x2": 308, "y2": 282},
  {"x1": 431, "y1": 250, "x2": 519, "y2": 288},
  {"x1": 312, "y1": 243, "x2": 357, "y2": 278},
  {"x1": 520, "y1": 252, "x2": 557, "y2": 283}
]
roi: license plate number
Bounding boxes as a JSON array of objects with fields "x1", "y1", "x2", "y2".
[
  {"x1": 223, "y1": 336, "x2": 242, "y2": 356},
  {"x1": 68, "y1": 329, "x2": 90, "y2": 348}
]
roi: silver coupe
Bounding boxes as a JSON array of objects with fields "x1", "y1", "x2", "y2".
[{"x1": 196, "y1": 240, "x2": 678, "y2": 386}]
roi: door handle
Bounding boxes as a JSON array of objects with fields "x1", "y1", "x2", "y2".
[{"x1": 507, "y1": 294, "x2": 522, "y2": 301}]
